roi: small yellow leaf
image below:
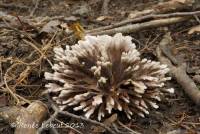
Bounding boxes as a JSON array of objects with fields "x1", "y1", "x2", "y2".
[{"x1": 68, "y1": 22, "x2": 85, "y2": 40}]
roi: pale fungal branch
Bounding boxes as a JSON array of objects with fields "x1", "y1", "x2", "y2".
[
  {"x1": 59, "y1": 110, "x2": 117, "y2": 134},
  {"x1": 48, "y1": 102, "x2": 137, "y2": 134},
  {"x1": 156, "y1": 33, "x2": 200, "y2": 105},
  {"x1": 50, "y1": 101, "x2": 116, "y2": 134},
  {"x1": 45, "y1": 33, "x2": 174, "y2": 126},
  {"x1": 39, "y1": 94, "x2": 117, "y2": 134}
]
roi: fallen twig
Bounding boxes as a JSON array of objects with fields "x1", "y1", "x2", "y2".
[
  {"x1": 55, "y1": 105, "x2": 117, "y2": 134},
  {"x1": 156, "y1": 33, "x2": 200, "y2": 105},
  {"x1": 87, "y1": 11, "x2": 200, "y2": 34},
  {"x1": 89, "y1": 17, "x2": 187, "y2": 35}
]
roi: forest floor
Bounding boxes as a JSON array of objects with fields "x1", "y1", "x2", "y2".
[{"x1": 0, "y1": 0, "x2": 200, "y2": 134}]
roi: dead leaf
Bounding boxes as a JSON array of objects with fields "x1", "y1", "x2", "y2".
[
  {"x1": 68, "y1": 22, "x2": 85, "y2": 40},
  {"x1": 40, "y1": 20, "x2": 61, "y2": 33},
  {"x1": 188, "y1": 25, "x2": 200, "y2": 34}
]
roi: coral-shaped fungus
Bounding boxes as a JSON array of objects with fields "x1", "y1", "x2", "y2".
[{"x1": 45, "y1": 33, "x2": 174, "y2": 121}]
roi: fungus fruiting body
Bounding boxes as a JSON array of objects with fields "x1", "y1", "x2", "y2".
[{"x1": 45, "y1": 33, "x2": 174, "y2": 121}]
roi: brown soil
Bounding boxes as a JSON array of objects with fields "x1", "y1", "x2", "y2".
[{"x1": 0, "y1": 0, "x2": 200, "y2": 134}]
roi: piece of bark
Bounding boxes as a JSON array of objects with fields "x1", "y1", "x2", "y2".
[
  {"x1": 0, "y1": 101, "x2": 48, "y2": 134},
  {"x1": 156, "y1": 34, "x2": 200, "y2": 105}
]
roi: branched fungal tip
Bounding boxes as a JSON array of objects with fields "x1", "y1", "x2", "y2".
[{"x1": 45, "y1": 33, "x2": 174, "y2": 121}]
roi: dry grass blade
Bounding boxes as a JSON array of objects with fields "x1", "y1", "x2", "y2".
[{"x1": 0, "y1": 19, "x2": 57, "y2": 105}]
